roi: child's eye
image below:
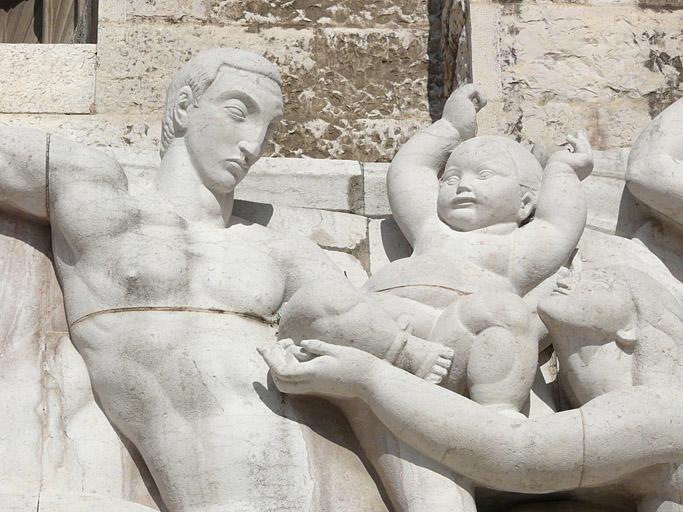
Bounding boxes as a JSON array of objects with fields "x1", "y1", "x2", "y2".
[
  {"x1": 478, "y1": 170, "x2": 494, "y2": 180},
  {"x1": 444, "y1": 175, "x2": 460, "y2": 185}
]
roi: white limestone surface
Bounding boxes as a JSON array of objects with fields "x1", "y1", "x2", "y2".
[{"x1": 0, "y1": 45, "x2": 96, "y2": 114}]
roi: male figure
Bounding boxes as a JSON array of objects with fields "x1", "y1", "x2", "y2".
[{"x1": 0, "y1": 48, "x2": 386, "y2": 512}]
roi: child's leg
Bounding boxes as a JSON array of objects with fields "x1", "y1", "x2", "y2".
[
  {"x1": 338, "y1": 398, "x2": 477, "y2": 512},
  {"x1": 430, "y1": 291, "x2": 538, "y2": 414},
  {"x1": 278, "y1": 280, "x2": 453, "y2": 381}
]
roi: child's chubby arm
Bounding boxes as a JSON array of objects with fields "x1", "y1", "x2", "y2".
[
  {"x1": 511, "y1": 132, "x2": 593, "y2": 294},
  {"x1": 388, "y1": 84, "x2": 486, "y2": 245}
]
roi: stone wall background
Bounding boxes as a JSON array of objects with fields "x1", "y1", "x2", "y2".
[
  {"x1": 470, "y1": 0, "x2": 683, "y2": 155},
  {"x1": 0, "y1": 0, "x2": 450, "y2": 162}
]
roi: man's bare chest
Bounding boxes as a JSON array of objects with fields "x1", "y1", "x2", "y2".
[{"x1": 74, "y1": 222, "x2": 287, "y2": 317}]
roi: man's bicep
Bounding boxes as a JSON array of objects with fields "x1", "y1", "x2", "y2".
[
  {"x1": 0, "y1": 127, "x2": 51, "y2": 221},
  {"x1": 268, "y1": 235, "x2": 347, "y2": 299}
]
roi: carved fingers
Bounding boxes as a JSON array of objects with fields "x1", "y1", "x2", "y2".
[
  {"x1": 549, "y1": 131, "x2": 594, "y2": 180},
  {"x1": 442, "y1": 84, "x2": 488, "y2": 140},
  {"x1": 258, "y1": 338, "x2": 376, "y2": 399}
]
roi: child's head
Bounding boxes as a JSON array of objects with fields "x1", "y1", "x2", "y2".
[{"x1": 437, "y1": 136, "x2": 542, "y2": 231}]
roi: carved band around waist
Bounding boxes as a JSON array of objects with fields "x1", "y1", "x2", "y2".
[{"x1": 69, "y1": 306, "x2": 279, "y2": 329}]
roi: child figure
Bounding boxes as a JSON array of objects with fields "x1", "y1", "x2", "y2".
[{"x1": 278, "y1": 84, "x2": 593, "y2": 511}]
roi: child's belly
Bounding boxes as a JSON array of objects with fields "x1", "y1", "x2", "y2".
[{"x1": 364, "y1": 254, "x2": 515, "y2": 309}]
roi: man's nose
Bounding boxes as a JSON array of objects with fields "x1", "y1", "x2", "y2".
[{"x1": 238, "y1": 139, "x2": 262, "y2": 165}]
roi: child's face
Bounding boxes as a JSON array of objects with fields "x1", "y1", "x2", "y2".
[{"x1": 437, "y1": 141, "x2": 526, "y2": 231}]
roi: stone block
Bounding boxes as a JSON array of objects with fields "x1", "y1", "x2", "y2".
[
  {"x1": 207, "y1": 0, "x2": 429, "y2": 28},
  {"x1": 499, "y1": 4, "x2": 683, "y2": 102},
  {"x1": 368, "y1": 217, "x2": 411, "y2": 275},
  {"x1": 583, "y1": 175, "x2": 627, "y2": 234},
  {"x1": 278, "y1": 116, "x2": 427, "y2": 161},
  {"x1": 125, "y1": 0, "x2": 208, "y2": 19},
  {"x1": 113, "y1": 150, "x2": 364, "y2": 213},
  {"x1": 0, "y1": 45, "x2": 96, "y2": 114},
  {"x1": 0, "y1": 493, "x2": 158, "y2": 512},
  {"x1": 363, "y1": 162, "x2": 391, "y2": 217},
  {"x1": 237, "y1": 158, "x2": 363, "y2": 212},
  {"x1": 0, "y1": 114, "x2": 162, "y2": 153},
  {"x1": 95, "y1": 21, "x2": 430, "y2": 160},
  {"x1": 517, "y1": 98, "x2": 653, "y2": 150},
  {"x1": 232, "y1": 200, "x2": 368, "y2": 252}
]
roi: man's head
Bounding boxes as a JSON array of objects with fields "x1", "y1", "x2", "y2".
[
  {"x1": 161, "y1": 48, "x2": 284, "y2": 195},
  {"x1": 437, "y1": 136, "x2": 542, "y2": 231}
]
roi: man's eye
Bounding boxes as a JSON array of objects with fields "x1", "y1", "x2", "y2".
[
  {"x1": 478, "y1": 170, "x2": 494, "y2": 180},
  {"x1": 225, "y1": 105, "x2": 247, "y2": 120}
]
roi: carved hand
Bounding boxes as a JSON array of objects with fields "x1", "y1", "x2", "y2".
[
  {"x1": 441, "y1": 84, "x2": 487, "y2": 140},
  {"x1": 259, "y1": 339, "x2": 379, "y2": 400},
  {"x1": 548, "y1": 131, "x2": 594, "y2": 180}
]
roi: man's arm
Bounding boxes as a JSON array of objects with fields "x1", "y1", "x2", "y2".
[
  {"x1": 510, "y1": 133, "x2": 592, "y2": 294},
  {"x1": 0, "y1": 126, "x2": 129, "y2": 233},
  {"x1": 262, "y1": 340, "x2": 683, "y2": 493},
  {"x1": 0, "y1": 126, "x2": 50, "y2": 222},
  {"x1": 389, "y1": 85, "x2": 486, "y2": 245}
]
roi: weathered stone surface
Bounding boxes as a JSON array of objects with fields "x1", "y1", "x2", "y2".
[
  {"x1": 237, "y1": 158, "x2": 364, "y2": 212},
  {"x1": 363, "y1": 162, "x2": 392, "y2": 217},
  {"x1": 1, "y1": 494, "x2": 159, "y2": 512},
  {"x1": 492, "y1": 3, "x2": 683, "y2": 149},
  {"x1": 233, "y1": 200, "x2": 368, "y2": 252},
  {"x1": 0, "y1": 45, "x2": 96, "y2": 114},
  {"x1": 0, "y1": 114, "x2": 162, "y2": 153},
  {"x1": 125, "y1": 0, "x2": 208, "y2": 20},
  {"x1": 207, "y1": 0, "x2": 428, "y2": 27},
  {"x1": 96, "y1": 21, "x2": 430, "y2": 160}
]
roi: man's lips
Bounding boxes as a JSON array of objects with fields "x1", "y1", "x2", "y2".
[{"x1": 552, "y1": 279, "x2": 573, "y2": 296}]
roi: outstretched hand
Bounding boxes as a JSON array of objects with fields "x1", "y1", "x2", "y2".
[
  {"x1": 548, "y1": 131, "x2": 594, "y2": 181},
  {"x1": 442, "y1": 84, "x2": 488, "y2": 140},
  {"x1": 258, "y1": 339, "x2": 379, "y2": 400}
]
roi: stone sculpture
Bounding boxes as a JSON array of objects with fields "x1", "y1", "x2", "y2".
[
  {"x1": 0, "y1": 48, "x2": 390, "y2": 512},
  {"x1": 263, "y1": 93, "x2": 683, "y2": 512},
  {"x1": 277, "y1": 83, "x2": 594, "y2": 511}
]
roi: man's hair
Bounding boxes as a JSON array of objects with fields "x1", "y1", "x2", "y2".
[
  {"x1": 598, "y1": 265, "x2": 683, "y2": 387},
  {"x1": 160, "y1": 48, "x2": 282, "y2": 158}
]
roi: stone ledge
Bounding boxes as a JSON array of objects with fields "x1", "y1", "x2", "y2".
[
  {"x1": 0, "y1": 45, "x2": 96, "y2": 115},
  {"x1": 112, "y1": 149, "x2": 365, "y2": 213}
]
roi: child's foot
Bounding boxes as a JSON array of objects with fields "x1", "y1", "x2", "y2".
[{"x1": 389, "y1": 332, "x2": 454, "y2": 384}]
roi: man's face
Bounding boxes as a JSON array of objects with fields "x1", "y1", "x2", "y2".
[
  {"x1": 184, "y1": 68, "x2": 284, "y2": 195},
  {"x1": 437, "y1": 140, "x2": 525, "y2": 231}
]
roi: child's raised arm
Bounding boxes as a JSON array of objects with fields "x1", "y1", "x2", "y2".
[
  {"x1": 511, "y1": 132, "x2": 593, "y2": 294},
  {"x1": 388, "y1": 84, "x2": 486, "y2": 245}
]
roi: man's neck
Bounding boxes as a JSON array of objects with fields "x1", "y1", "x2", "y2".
[{"x1": 157, "y1": 139, "x2": 234, "y2": 227}]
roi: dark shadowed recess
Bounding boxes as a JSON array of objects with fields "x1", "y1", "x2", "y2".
[{"x1": 0, "y1": 0, "x2": 97, "y2": 43}]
